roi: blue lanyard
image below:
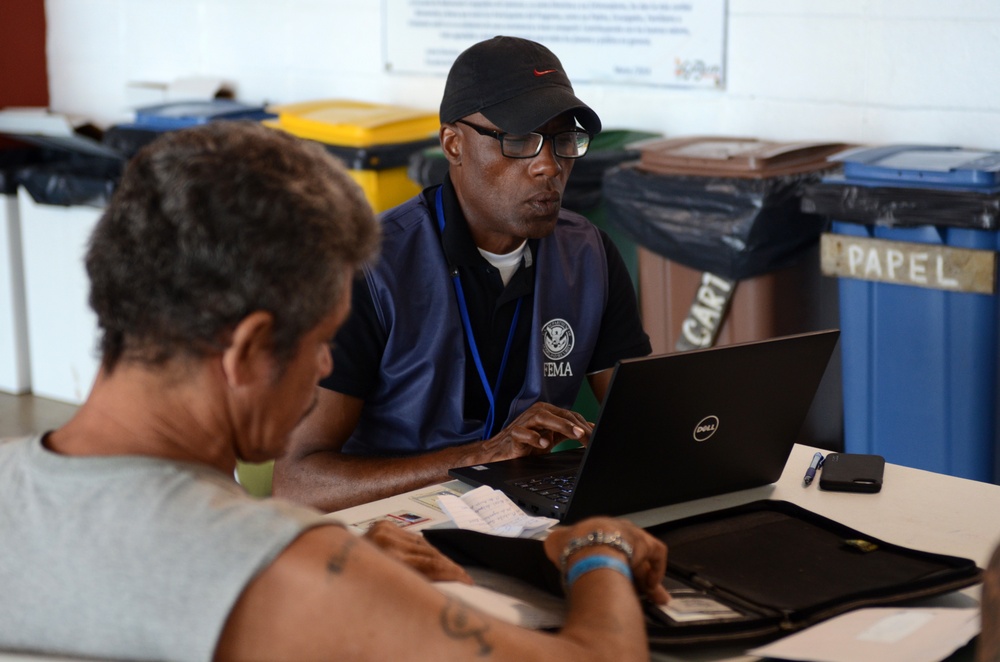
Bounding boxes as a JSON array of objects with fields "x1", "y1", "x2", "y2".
[{"x1": 435, "y1": 187, "x2": 523, "y2": 440}]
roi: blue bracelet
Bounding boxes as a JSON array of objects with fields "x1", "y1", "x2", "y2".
[{"x1": 564, "y1": 554, "x2": 633, "y2": 591}]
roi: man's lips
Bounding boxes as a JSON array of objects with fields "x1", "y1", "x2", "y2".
[
  {"x1": 528, "y1": 191, "x2": 561, "y2": 213},
  {"x1": 531, "y1": 191, "x2": 561, "y2": 205}
]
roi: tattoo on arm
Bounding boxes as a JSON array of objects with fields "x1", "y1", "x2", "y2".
[
  {"x1": 441, "y1": 597, "x2": 492, "y2": 656},
  {"x1": 325, "y1": 537, "x2": 358, "y2": 575}
]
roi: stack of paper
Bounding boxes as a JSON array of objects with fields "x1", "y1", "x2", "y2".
[
  {"x1": 438, "y1": 486, "x2": 558, "y2": 538},
  {"x1": 747, "y1": 607, "x2": 979, "y2": 662}
]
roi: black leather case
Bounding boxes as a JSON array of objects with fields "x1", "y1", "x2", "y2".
[{"x1": 424, "y1": 499, "x2": 981, "y2": 648}]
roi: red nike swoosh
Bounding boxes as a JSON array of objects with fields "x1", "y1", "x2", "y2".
[{"x1": 534, "y1": 68, "x2": 558, "y2": 76}]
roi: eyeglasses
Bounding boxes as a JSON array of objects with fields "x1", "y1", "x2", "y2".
[{"x1": 455, "y1": 119, "x2": 591, "y2": 159}]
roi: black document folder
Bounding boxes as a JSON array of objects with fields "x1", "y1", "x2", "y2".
[{"x1": 424, "y1": 500, "x2": 981, "y2": 647}]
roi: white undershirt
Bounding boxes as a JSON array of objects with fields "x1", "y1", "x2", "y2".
[{"x1": 478, "y1": 240, "x2": 529, "y2": 287}]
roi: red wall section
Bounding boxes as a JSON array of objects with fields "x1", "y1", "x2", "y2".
[{"x1": 0, "y1": 0, "x2": 48, "y2": 148}]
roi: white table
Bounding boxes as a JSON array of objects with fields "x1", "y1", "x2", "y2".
[{"x1": 328, "y1": 443, "x2": 1000, "y2": 661}]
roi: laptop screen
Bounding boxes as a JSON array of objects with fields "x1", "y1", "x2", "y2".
[{"x1": 450, "y1": 330, "x2": 840, "y2": 522}]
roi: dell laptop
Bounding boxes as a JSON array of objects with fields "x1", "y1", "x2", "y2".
[{"x1": 449, "y1": 329, "x2": 840, "y2": 523}]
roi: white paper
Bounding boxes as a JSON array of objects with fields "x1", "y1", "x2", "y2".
[
  {"x1": 384, "y1": 0, "x2": 727, "y2": 88},
  {"x1": 165, "y1": 76, "x2": 230, "y2": 100},
  {"x1": 438, "y1": 485, "x2": 558, "y2": 538},
  {"x1": 855, "y1": 610, "x2": 935, "y2": 643},
  {"x1": 747, "y1": 607, "x2": 980, "y2": 662},
  {"x1": 658, "y1": 596, "x2": 743, "y2": 623},
  {"x1": 0, "y1": 107, "x2": 76, "y2": 135},
  {"x1": 125, "y1": 76, "x2": 232, "y2": 109},
  {"x1": 0, "y1": 107, "x2": 119, "y2": 158}
]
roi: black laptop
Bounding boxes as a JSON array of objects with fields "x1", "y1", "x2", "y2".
[{"x1": 449, "y1": 330, "x2": 840, "y2": 523}]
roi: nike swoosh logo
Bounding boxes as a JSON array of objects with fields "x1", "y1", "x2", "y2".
[{"x1": 534, "y1": 68, "x2": 558, "y2": 76}]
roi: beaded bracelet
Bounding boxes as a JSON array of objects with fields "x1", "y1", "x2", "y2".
[
  {"x1": 559, "y1": 530, "x2": 634, "y2": 572},
  {"x1": 564, "y1": 554, "x2": 633, "y2": 591}
]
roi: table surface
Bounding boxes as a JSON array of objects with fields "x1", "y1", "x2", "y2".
[{"x1": 328, "y1": 443, "x2": 1000, "y2": 662}]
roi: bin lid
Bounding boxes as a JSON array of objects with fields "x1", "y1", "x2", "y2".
[
  {"x1": 129, "y1": 100, "x2": 274, "y2": 130},
  {"x1": 832, "y1": 144, "x2": 1000, "y2": 191},
  {"x1": 633, "y1": 136, "x2": 849, "y2": 179},
  {"x1": 265, "y1": 99, "x2": 439, "y2": 148}
]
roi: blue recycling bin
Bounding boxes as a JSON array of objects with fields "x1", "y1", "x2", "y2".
[
  {"x1": 102, "y1": 100, "x2": 275, "y2": 157},
  {"x1": 803, "y1": 145, "x2": 1000, "y2": 483}
]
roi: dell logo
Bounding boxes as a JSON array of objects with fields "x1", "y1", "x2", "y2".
[{"x1": 693, "y1": 415, "x2": 720, "y2": 442}]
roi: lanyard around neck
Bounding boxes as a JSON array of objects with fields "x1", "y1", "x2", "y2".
[{"x1": 435, "y1": 187, "x2": 523, "y2": 440}]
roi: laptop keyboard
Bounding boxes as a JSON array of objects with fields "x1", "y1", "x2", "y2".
[{"x1": 511, "y1": 471, "x2": 578, "y2": 504}]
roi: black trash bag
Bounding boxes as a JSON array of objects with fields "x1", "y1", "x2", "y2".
[
  {"x1": 800, "y1": 179, "x2": 1000, "y2": 231},
  {"x1": 603, "y1": 164, "x2": 828, "y2": 281},
  {"x1": 17, "y1": 153, "x2": 123, "y2": 208},
  {"x1": 101, "y1": 125, "x2": 162, "y2": 160},
  {"x1": 0, "y1": 147, "x2": 70, "y2": 195},
  {"x1": 407, "y1": 146, "x2": 449, "y2": 189},
  {"x1": 563, "y1": 129, "x2": 660, "y2": 213}
]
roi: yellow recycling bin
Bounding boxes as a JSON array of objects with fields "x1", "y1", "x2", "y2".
[{"x1": 266, "y1": 99, "x2": 439, "y2": 213}]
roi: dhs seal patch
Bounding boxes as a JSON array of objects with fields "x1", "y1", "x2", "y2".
[{"x1": 542, "y1": 318, "x2": 574, "y2": 361}]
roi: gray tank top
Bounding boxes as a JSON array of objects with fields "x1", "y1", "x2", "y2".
[{"x1": 0, "y1": 435, "x2": 332, "y2": 661}]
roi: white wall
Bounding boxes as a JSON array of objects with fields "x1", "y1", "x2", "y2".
[{"x1": 43, "y1": 0, "x2": 1000, "y2": 150}]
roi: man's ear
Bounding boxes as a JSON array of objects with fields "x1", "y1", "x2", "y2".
[
  {"x1": 221, "y1": 311, "x2": 276, "y2": 387},
  {"x1": 440, "y1": 124, "x2": 462, "y2": 165}
]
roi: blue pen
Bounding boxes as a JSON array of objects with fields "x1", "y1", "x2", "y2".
[{"x1": 803, "y1": 452, "x2": 825, "y2": 486}]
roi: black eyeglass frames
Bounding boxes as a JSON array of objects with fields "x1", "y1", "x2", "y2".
[{"x1": 455, "y1": 119, "x2": 591, "y2": 159}]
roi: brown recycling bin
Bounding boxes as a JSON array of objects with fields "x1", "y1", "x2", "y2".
[
  {"x1": 603, "y1": 136, "x2": 847, "y2": 448},
  {"x1": 637, "y1": 246, "x2": 835, "y2": 354}
]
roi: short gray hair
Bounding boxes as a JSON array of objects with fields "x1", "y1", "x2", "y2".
[{"x1": 86, "y1": 120, "x2": 380, "y2": 372}]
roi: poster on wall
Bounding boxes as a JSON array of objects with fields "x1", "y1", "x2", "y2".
[{"x1": 382, "y1": 0, "x2": 727, "y2": 89}]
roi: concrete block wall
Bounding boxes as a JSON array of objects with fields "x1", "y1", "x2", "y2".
[
  {"x1": 18, "y1": 0, "x2": 1000, "y2": 414},
  {"x1": 41, "y1": 0, "x2": 1000, "y2": 149}
]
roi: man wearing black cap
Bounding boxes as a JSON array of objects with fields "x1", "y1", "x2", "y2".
[{"x1": 274, "y1": 36, "x2": 650, "y2": 512}]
